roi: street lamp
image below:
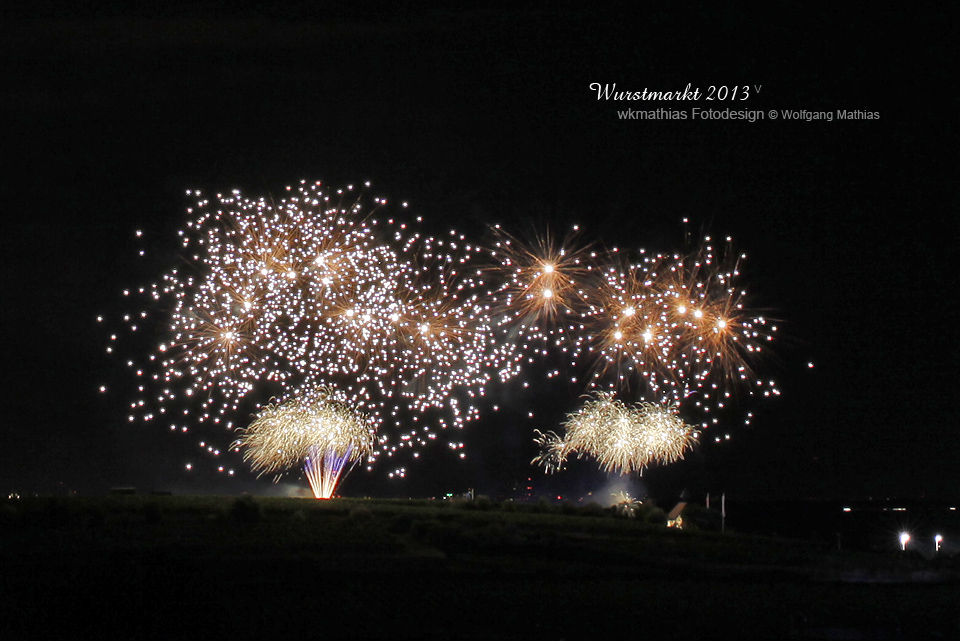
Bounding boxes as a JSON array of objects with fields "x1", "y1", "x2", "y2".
[
  {"x1": 934, "y1": 534, "x2": 943, "y2": 553},
  {"x1": 899, "y1": 532, "x2": 910, "y2": 551}
]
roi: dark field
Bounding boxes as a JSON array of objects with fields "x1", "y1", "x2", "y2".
[{"x1": 2, "y1": 495, "x2": 958, "y2": 639}]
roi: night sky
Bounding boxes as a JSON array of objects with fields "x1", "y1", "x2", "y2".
[{"x1": 1, "y1": 4, "x2": 955, "y2": 502}]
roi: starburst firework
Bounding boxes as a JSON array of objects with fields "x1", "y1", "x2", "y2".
[
  {"x1": 486, "y1": 225, "x2": 595, "y2": 327},
  {"x1": 573, "y1": 237, "x2": 778, "y2": 432}
]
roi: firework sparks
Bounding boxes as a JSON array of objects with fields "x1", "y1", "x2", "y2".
[
  {"x1": 486, "y1": 226, "x2": 595, "y2": 325},
  {"x1": 572, "y1": 237, "x2": 778, "y2": 432},
  {"x1": 481, "y1": 227, "x2": 777, "y2": 431},
  {"x1": 531, "y1": 429, "x2": 567, "y2": 474},
  {"x1": 108, "y1": 178, "x2": 776, "y2": 485},
  {"x1": 612, "y1": 491, "x2": 643, "y2": 517},
  {"x1": 112, "y1": 181, "x2": 521, "y2": 479},
  {"x1": 507, "y1": 232, "x2": 777, "y2": 473},
  {"x1": 534, "y1": 393, "x2": 698, "y2": 475},
  {"x1": 234, "y1": 386, "x2": 374, "y2": 498}
]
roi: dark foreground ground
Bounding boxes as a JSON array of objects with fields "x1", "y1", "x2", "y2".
[{"x1": 2, "y1": 496, "x2": 958, "y2": 640}]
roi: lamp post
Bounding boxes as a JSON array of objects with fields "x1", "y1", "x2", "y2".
[
  {"x1": 899, "y1": 532, "x2": 910, "y2": 551},
  {"x1": 934, "y1": 534, "x2": 943, "y2": 553}
]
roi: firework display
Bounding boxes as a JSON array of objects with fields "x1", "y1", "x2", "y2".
[
  {"x1": 234, "y1": 386, "x2": 374, "y2": 498},
  {"x1": 533, "y1": 393, "x2": 698, "y2": 475},
  {"x1": 107, "y1": 179, "x2": 776, "y2": 487},
  {"x1": 577, "y1": 240, "x2": 778, "y2": 424},
  {"x1": 112, "y1": 181, "x2": 520, "y2": 480},
  {"x1": 485, "y1": 225, "x2": 595, "y2": 330},
  {"x1": 485, "y1": 230, "x2": 777, "y2": 423},
  {"x1": 486, "y1": 230, "x2": 777, "y2": 475}
]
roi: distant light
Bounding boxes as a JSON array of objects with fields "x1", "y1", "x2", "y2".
[
  {"x1": 842, "y1": 506, "x2": 852, "y2": 512},
  {"x1": 899, "y1": 532, "x2": 911, "y2": 550}
]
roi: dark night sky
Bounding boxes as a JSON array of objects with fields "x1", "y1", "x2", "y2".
[{"x1": 1, "y1": 4, "x2": 956, "y2": 501}]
